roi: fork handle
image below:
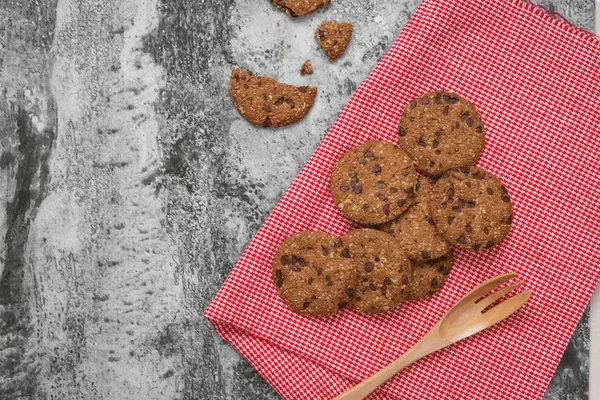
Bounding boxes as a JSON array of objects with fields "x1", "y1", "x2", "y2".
[{"x1": 333, "y1": 334, "x2": 442, "y2": 400}]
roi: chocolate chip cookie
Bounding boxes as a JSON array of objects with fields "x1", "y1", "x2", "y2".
[
  {"x1": 404, "y1": 252, "x2": 453, "y2": 301},
  {"x1": 330, "y1": 140, "x2": 417, "y2": 225},
  {"x1": 315, "y1": 21, "x2": 354, "y2": 62},
  {"x1": 430, "y1": 167, "x2": 513, "y2": 250},
  {"x1": 300, "y1": 60, "x2": 313, "y2": 76},
  {"x1": 272, "y1": 231, "x2": 357, "y2": 316},
  {"x1": 269, "y1": 0, "x2": 329, "y2": 18},
  {"x1": 230, "y1": 68, "x2": 317, "y2": 128},
  {"x1": 378, "y1": 178, "x2": 451, "y2": 262},
  {"x1": 398, "y1": 91, "x2": 485, "y2": 176},
  {"x1": 342, "y1": 229, "x2": 410, "y2": 314}
]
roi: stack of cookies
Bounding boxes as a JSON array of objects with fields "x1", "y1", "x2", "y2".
[{"x1": 272, "y1": 91, "x2": 513, "y2": 316}]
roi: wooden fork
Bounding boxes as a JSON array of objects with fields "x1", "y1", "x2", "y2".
[{"x1": 334, "y1": 273, "x2": 531, "y2": 400}]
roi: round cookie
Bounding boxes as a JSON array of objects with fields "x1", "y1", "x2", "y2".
[
  {"x1": 342, "y1": 229, "x2": 410, "y2": 314},
  {"x1": 378, "y1": 178, "x2": 451, "y2": 262},
  {"x1": 404, "y1": 252, "x2": 453, "y2": 301},
  {"x1": 430, "y1": 167, "x2": 513, "y2": 250},
  {"x1": 398, "y1": 91, "x2": 485, "y2": 177},
  {"x1": 272, "y1": 231, "x2": 357, "y2": 317},
  {"x1": 330, "y1": 140, "x2": 417, "y2": 225},
  {"x1": 230, "y1": 68, "x2": 317, "y2": 128}
]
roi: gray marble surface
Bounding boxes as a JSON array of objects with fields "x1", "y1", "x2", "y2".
[{"x1": 0, "y1": 0, "x2": 593, "y2": 399}]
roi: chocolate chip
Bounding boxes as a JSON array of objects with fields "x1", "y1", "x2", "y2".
[
  {"x1": 317, "y1": 268, "x2": 323, "y2": 276},
  {"x1": 384, "y1": 277, "x2": 392, "y2": 285},
  {"x1": 372, "y1": 165, "x2": 382, "y2": 174},
  {"x1": 389, "y1": 188, "x2": 398, "y2": 194},
  {"x1": 397, "y1": 199, "x2": 406, "y2": 208},
  {"x1": 241, "y1": 74, "x2": 247, "y2": 80},
  {"x1": 308, "y1": 277, "x2": 313, "y2": 284},
  {"x1": 387, "y1": 228, "x2": 395, "y2": 236},
  {"x1": 435, "y1": 150, "x2": 441, "y2": 155},
  {"x1": 341, "y1": 248, "x2": 350, "y2": 258},
  {"x1": 402, "y1": 276, "x2": 409, "y2": 285},
  {"x1": 472, "y1": 243, "x2": 481, "y2": 251},
  {"x1": 322, "y1": 246, "x2": 329, "y2": 256},
  {"x1": 298, "y1": 86, "x2": 308, "y2": 93},
  {"x1": 275, "y1": 270, "x2": 283, "y2": 280},
  {"x1": 429, "y1": 161, "x2": 435, "y2": 167},
  {"x1": 501, "y1": 195, "x2": 511, "y2": 203},
  {"x1": 275, "y1": 278, "x2": 284, "y2": 288},
  {"x1": 435, "y1": 129, "x2": 444, "y2": 136},
  {"x1": 404, "y1": 187, "x2": 414, "y2": 195},
  {"x1": 348, "y1": 171, "x2": 357, "y2": 178},
  {"x1": 456, "y1": 235, "x2": 466, "y2": 244},
  {"x1": 409, "y1": 117, "x2": 415, "y2": 123},
  {"x1": 264, "y1": 104, "x2": 271, "y2": 113},
  {"x1": 350, "y1": 181, "x2": 357, "y2": 190},
  {"x1": 465, "y1": 223, "x2": 472, "y2": 233},
  {"x1": 383, "y1": 204, "x2": 390, "y2": 215},
  {"x1": 319, "y1": 30, "x2": 325, "y2": 41},
  {"x1": 243, "y1": 84, "x2": 249, "y2": 89},
  {"x1": 361, "y1": 287, "x2": 368, "y2": 293},
  {"x1": 399, "y1": 127, "x2": 407, "y2": 137},
  {"x1": 264, "y1": 117, "x2": 272, "y2": 127},
  {"x1": 298, "y1": 258, "x2": 307, "y2": 267},
  {"x1": 443, "y1": 106, "x2": 449, "y2": 115},
  {"x1": 378, "y1": 181, "x2": 387, "y2": 189},
  {"x1": 443, "y1": 95, "x2": 459, "y2": 104},
  {"x1": 506, "y1": 214, "x2": 513, "y2": 224},
  {"x1": 447, "y1": 188, "x2": 455, "y2": 199},
  {"x1": 433, "y1": 95, "x2": 441, "y2": 104},
  {"x1": 340, "y1": 185, "x2": 350, "y2": 192},
  {"x1": 334, "y1": 239, "x2": 343, "y2": 248},
  {"x1": 417, "y1": 139, "x2": 426, "y2": 147},
  {"x1": 448, "y1": 216, "x2": 455, "y2": 225},
  {"x1": 310, "y1": 294, "x2": 317, "y2": 300},
  {"x1": 234, "y1": 74, "x2": 240, "y2": 81},
  {"x1": 455, "y1": 121, "x2": 460, "y2": 128},
  {"x1": 364, "y1": 262, "x2": 374, "y2": 272},
  {"x1": 381, "y1": 286, "x2": 387, "y2": 296},
  {"x1": 355, "y1": 296, "x2": 362, "y2": 302},
  {"x1": 457, "y1": 199, "x2": 466, "y2": 210},
  {"x1": 438, "y1": 265, "x2": 449, "y2": 275},
  {"x1": 431, "y1": 278, "x2": 439, "y2": 288},
  {"x1": 301, "y1": 302, "x2": 310, "y2": 309},
  {"x1": 410, "y1": 100, "x2": 417, "y2": 109},
  {"x1": 476, "y1": 126, "x2": 483, "y2": 133},
  {"x1": 345, "y1": 288, "x2": 355, "y2": 298},
  {"x1": 378, "y1": 194, "x2": 388, "y2": 201},
  {"x1": 353, "y1": 185, "x2": 363, "y2": 194},
  {"x1": 275, "y1": 98, "x2": 285, "y2": 106},
  {"x1": 421, "y1": 250, "x2": 432, "y2": 259},
  {"x1": 487, "y1": 187, "x2": 494, "y2": 195},
  {"x1": 461, "y1": 113, "x2": 469, "y2": 121},
  {"x1": 338, "y1": 302, "x2": 347, "y2": 309},
  {"x1": 364, "y1": 151, "x2": 374, "y2": 158},
  {"x1": 485, "y1": 241, "x2": 495, "y2": 249},
  {"x1": 281, "y1": 255, "x2": 291, "y2": 265},
  {"x1": 466, "y1": 118, "x2": 474, "y2": 127},
  {"x1": 421, "y1": 96, "x2": 430, "y2": 105},
  {"x1": 483, "y1": 227, "x2": 490, "y2": 235},
  {"x1": 369, "y1": 283, "x2": 377, "y2": 290},
  {"x1": 466, "y1": 201, "x2": 476, "y2": 208},
  {"x1": 432, "y1": 140, "x2": 439, "y2": 148},
  {"x1": 291, "y1": 265, "x2": 301, "y2": 272},
  {"x1": 441, "y1": 201, "x2": 447, "y2": 209}
]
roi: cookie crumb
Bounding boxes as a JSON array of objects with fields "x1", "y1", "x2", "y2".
[
  {"x1": 300, "y1": 60, "x2": 313, "y2": 76},
  {"x1": 315, "y1": 21, "x2": 354, "y2": 62},
  {"x1": 276, "y1": 22, "x2": 280, "y2": 27}
]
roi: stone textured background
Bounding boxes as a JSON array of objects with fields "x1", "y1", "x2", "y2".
[{"x1": 0, "y1": 0, "x2": 593, "y2": 398}]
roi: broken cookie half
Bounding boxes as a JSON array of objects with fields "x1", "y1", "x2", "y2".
[
  {"x1": 316, "y1": 21, "x2": 353, "y2": 62},
  {"x1": 269, "y1": 0, "x2": 330, "y2": 18},
  {"x1": 230, "y1": 68, "x2": 317, "y2": 128}
]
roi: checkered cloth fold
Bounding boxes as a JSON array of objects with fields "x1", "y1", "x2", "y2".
[{"x1": 205, "y1": 1, "x2": 600, "y2": 398}]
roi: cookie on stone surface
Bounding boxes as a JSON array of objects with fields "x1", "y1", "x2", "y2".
[
  {"x1": 230, "y1": 68, "x2": 317, "y2": 128},
  {"x1": 272, "y1": 231, "x2": 357, "y2": 317},
  {"x1": 342, "y1": 229, "x2": 410, "y2": 314},
  {"x1": 398, "y1": 91, "x2": 485, "y2": 176},
  {"x1": 300, "y1": 60, "x2": 313, "y2": 76},
  {"x1": 430, "y1": 167, "x2": 513, "y2": 250},
  {"x1": 315, "y1": 21, "x2": 353, "y2": 62},
  {"x1": 330, "y1": 140, "x2": 417, "y2": 225},
  {"x1": 269, "y1": 0, "x2": 329, "y2": 18},
  {"x1": 404, "y1": 252, "x2": 453, "y2": 301},
  {"x1": 378, "y1": 178, "x2": 451, "y2": 262}
]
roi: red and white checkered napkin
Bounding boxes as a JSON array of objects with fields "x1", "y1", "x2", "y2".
[{"x1": 205, "y1": 0, "x2": 600, "y2": 398}]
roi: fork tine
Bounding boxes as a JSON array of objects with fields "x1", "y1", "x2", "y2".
[
  {"x1": 463, "y1": 273, "x2": 518, "y2": 301},
  {"x1": 481, "y1": 290, "x2": 532, "y2": 328},
  {"x1": 477, "y1": 281, "x2": 525, "y2": 310}
]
